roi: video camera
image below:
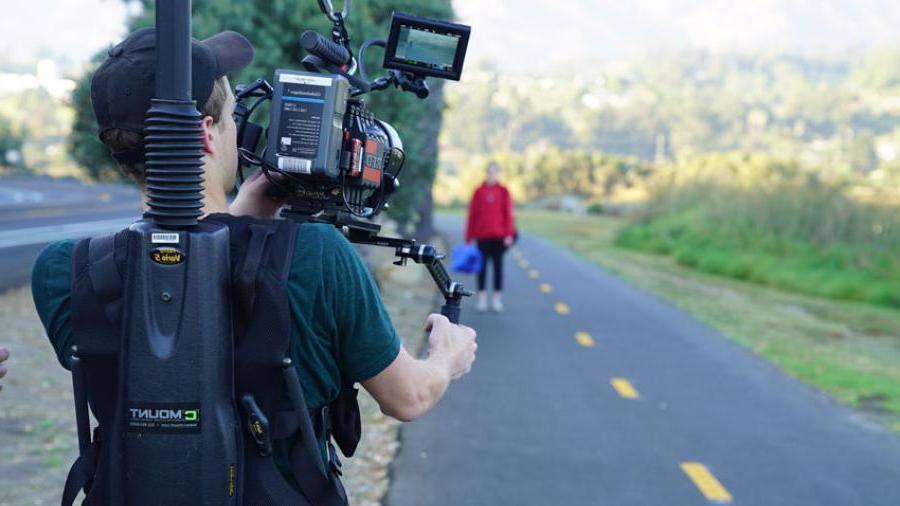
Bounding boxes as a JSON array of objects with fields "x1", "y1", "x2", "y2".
[
  {"x1": 233, "y1": 0, "x2": 472, "y2": 319},
  {"x1": 233, "y1": 0, "x2": 470, "y2": 235}
]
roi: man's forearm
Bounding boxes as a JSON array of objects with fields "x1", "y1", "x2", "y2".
[
  {"x1": 363, "y1": 347, "x2": 455, "y2": 422},
  {"x1": 411, "y1": 353, "x2": 454, "y2": 417},
  {"x1": 363, "y1": 316, "x2": 476, "y2": 423}
]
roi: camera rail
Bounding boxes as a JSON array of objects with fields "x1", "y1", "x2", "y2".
[{"x1": 286, "y1": 209, "x2": 472, "y2": 323}]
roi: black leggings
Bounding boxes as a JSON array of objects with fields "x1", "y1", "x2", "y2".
[{"x1": 477, "y1": 239, "x2": 506, "y2": 291}]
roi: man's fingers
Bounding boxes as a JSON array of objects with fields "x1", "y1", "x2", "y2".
[
  {"x1": 242, "y1": 169, "x2": 283, "y2": 196},
  {"x1": 245, "y1": 168, "x2": 264, "y2": 183},
  {"x1": 423, "y1": 313, "x2": 449, "y2": 332}
]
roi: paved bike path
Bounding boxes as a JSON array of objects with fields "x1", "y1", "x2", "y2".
[{"x1": 385, "y1": 215, "x2": 900, "y2": 506}]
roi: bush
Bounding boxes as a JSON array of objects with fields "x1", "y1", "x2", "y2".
[{"x1": 617, "y1": 153, "x2": 900, "y2": 307}]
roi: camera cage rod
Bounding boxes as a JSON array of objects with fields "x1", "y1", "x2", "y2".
[
  {"x1": 290, "y1": 209, "x2": 473, "y2": 321},
  {"x1": 353, "y1": 229, "x2": 472, "y2": 323}
]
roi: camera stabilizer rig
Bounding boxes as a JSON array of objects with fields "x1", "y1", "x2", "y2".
[{"x1": 233, "y1": 0, "x2": 473, "y2": 321}]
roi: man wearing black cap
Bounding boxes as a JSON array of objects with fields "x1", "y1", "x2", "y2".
[{"x1": 31, "y1": 27, "x2": 476, "y2": 493}]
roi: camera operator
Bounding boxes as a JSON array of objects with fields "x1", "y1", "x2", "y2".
[{"x1": 31, "y1": 27, "x2": 476, "y2": 490}]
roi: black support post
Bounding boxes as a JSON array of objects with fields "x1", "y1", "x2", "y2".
[{"x1": 144, "y1": 0, "x2": 205, "y2": 228}]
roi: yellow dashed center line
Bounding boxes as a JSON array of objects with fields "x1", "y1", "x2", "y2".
[
  {"x1": 528, "y1": 269, "x2": 540, "y2": 279},
  {"x1": 554, "y1": 302, "x2": 570, "y2": 315},
  {"x1": 610, "y1": 378, "x2": 639, "y2": 399},
  {"x1": 575, "y1": 332, "x2": 594, "y2": 347},
  {"x1": 519, "y1": 259, "x2": 530, "y2": 268},
  {"x1": 680, "y1": 462, "x2": 733, "y2": 503},
  {"x1": 540, "y1": 283, "x2": 553, "y2": 294}
]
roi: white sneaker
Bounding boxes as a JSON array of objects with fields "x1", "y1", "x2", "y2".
[
  {"x1": 491, "y1": 296, "x2": 504, "y2": 312},
  {"x1": 476, "y1": 295, "x2": 488, "y2": 312}
]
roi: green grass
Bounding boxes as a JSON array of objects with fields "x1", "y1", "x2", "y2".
[
  {"x1": 514, "y1": 209, "x2": 900, "y2": 432},
  {"x1": 617, "y1": 211, "x2": 900, "y2": 307},
  {"x1": 614, "y1": 179, "x2": 900, "y2": 308}
]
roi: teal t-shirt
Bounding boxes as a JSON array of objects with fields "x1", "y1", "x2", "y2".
[{"x1": 31, "y1": 222, "x2": 401, "y2": 466}]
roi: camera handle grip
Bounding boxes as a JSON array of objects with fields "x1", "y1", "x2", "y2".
[
  {"x1": 441, "y1": 302, "x2": 461, "y2": 324},
  {"x1": 301, "y1": 31, "x2": 351, "y2": 67}
]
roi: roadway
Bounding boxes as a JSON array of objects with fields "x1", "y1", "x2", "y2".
[
  {"x1": 385, "y1": 214, "x2": 900, "y2": 506},
  {"x1": 0, "y1": 176, "x2": 139, "y2": 291}
]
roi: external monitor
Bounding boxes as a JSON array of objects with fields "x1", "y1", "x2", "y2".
[{"x1": 383, "y1": 12, "x2": 470, "y2": 81}]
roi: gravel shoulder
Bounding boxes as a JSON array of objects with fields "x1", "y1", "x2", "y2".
[{"x1": 0, "y1": 285, "x2": 76, "y2": 506}]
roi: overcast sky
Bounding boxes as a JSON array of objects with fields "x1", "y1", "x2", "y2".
[
  {"x1": 5, "y1": 0, "x2": 900, "y2": 74},
  {"x1": 0, "y1": 0, "x2": 132, "y2": 72},
  {"x1": 454, "y1": 0, "x2": 900, "y2": 71}
]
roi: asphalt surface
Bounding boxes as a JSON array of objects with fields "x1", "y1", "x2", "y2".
[
  {"x1": 386, "y1": 214, "x2": 900, "y2": 506},
  {"x1": 0, "y1": 176, "x2": 139, "y2": 291}
]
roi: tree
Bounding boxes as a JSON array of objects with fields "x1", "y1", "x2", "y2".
[
  {"x1": 69, "y1": 56, "x2": 121, "y2": 182},
  {"x1": 0, "y1": 114, "x2": 25, "y2": 170},
  {"x1": 68, "y1": 0, "x2": 453, "y2": 231}
]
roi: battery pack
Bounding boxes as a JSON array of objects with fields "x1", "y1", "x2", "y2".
[{"x1": 266, "y1": 70, "x2": 349, "y2": 177}]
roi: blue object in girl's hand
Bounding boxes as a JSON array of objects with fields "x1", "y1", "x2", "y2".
[{"x1": 450, "y1": 243, "x2": 483, "y2": 274}]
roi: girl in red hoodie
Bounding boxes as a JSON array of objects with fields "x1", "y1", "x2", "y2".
[{"x1": 465, "y1": 162, "x2": 516, "y2": 312}]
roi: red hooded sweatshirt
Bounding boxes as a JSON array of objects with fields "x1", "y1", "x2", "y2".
[{"x1": 465, "y1": 182, "x2": 515, "y2": 243}]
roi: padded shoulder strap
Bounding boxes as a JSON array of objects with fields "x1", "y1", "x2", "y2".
[
  {"x1": 234, "y1": 224, "x2": 274, "y2": 319},
  {"x1": 227, "y1": 218, "x2": 297, "y2": 337},
  {"x1": 87, "y1": 232, "x2": 124, "y2": 323}
]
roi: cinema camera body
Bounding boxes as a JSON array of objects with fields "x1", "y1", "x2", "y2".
[
  {"x1": 234, "y1": 1, "x2": 470, "y2": 234},
  {"x1": 233, "y1": 0, "x2": 473, "y2": 319}
]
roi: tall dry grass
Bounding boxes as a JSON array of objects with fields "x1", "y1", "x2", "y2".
[{"x1": 617, "y1": 153, "x2": 900, "y2": 306}]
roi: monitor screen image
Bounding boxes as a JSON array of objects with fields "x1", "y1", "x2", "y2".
[{"x1": 394, "y1": 25, "x2": 461, "y2": 72}]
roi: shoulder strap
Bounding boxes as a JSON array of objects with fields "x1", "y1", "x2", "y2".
[
  {"x1": 283, "y1": 365, "x2": 348, "y2": 506},
  {"x1": 235, "y1": 220, "x2": 347, "y2": 505},
  {"x1": 233, "y1": 223, "x2": 274, "y2": 322},
  {"x1": 258, "y1": 222, "x2": 347, "y2": 504},
  {"x1": 87, "y1": 232, "x2": 124, "y2": 323},
  {"x1": 61, "y1": 442, "x2": 99, "y2": 506},
  {"x1": 62, "y1": 234, "x2": 122, "y2": 506},
  {"x1": 230, "y1": 219, "x2": 296, "y2": 338}
]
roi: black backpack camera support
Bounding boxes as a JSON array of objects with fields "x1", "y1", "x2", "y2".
[{"x1": 67, "y1": 1, "x2": 242, "y2": 503}]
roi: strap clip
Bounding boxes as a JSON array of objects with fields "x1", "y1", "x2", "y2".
[{"x1": 240, "y1": 394, "x2": 273, "y2": 456}]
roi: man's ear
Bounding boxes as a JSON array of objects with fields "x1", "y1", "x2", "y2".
[{"x1": 200, "y1": 115, "x2": 216, "y2": 155}]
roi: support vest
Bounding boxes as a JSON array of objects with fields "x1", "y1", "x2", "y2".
[{"x1": 64, "y1": 214, "x2": 360, "y2": 505}]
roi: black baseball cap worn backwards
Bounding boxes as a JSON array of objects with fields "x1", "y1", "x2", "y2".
[{"x1": 91, "y1": 27, "x2": 254, "y2": 161}]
